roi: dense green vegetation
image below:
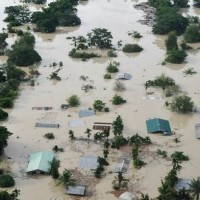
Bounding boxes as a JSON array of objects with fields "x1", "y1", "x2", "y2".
[
  {"x1": 4, "y1": 5, "x2": 30, "y2": 26},
  {"x1": 0, "y1": 32, "x2": 8, "y2": 55},
  {"x1": 0, "y1": 109, "x2": 8, "y2": 121},
  {"x1": 0, "y1": 63, "x2": 26, "y2": 109},
  {"x1": 170, "y1": 95, "x2": 194, "y2": 113},
  {"x1": 122, "y1": 44, "x2": 143, "y2": 53},
  {"x1": 112, "y1": 95, "x2": 126, "y2": 105},
  {"x1": 0, "y1": 189, "x2": 20, "y2": 200},
  {"x1": 31, "y1": 0, "x2": 81, "y2": 33},
  {"x1": 68, "y1": 48, "x2": 100, "y2": 61},
  {"x1": 93, "y1": 100, "x2": 105, "y2": 111},
  {"x1": 185, "y1": 25, "x2": 200, "y2": 43},
  {"x1": 194, "y1": 0, "x2": 200, "y2": 7},
  {"x1": 67, "y1": 95, "x2": 80, "y2": 107},
  {"x1": 0, "y1": 126, "x2": 12, "y2": 154},
  {"x1": 8, "y1": 32, "x2": 41, "y2": 66},
  {"x1": 87, "y1": 28, "x2": 113, "y2": 49},
  {"x1": 149, "y1": 0, "x2": 188, "y2": 35},
  {"x1": 106, "y1": 61, "x2": 119, "y2": 73},
  {"x1": 0, "y1": 174, "x2": 15, "y2": 188},
  {"x1": 145, "y1": 73, "x2": 175, "y2": 90}
]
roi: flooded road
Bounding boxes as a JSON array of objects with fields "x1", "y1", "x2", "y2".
[{"x1": 0, "y1": 0, "x2": 200, "y2": 199}]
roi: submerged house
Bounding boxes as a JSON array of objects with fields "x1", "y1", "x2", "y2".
[
  {"x1": 66, "y1": 186, "x2": 86, "y2": 196},
  {"x1": 93, "y1": 122, "x2": 112, "y2": 132},
  {"x1": 146, "y1": 118, "x2": 172, "y2": 135},
  {"x1": 26, "y1": 151, "x2": 54, "y2": 174}
]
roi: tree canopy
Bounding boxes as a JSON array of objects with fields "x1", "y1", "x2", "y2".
[
  {"x1": 87, "y1": 28, "x2": 113, "y2": 49},
  {"x1": 0, "y1": 126, "x2": 12, "y2": 154},
  {"x1": 31, "y1": 0, "x2": 81, "y2": 33}
]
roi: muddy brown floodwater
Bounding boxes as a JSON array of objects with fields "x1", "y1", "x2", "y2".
[{"x1": 0, "y1": 0, "x2": 200, "y2": 199}]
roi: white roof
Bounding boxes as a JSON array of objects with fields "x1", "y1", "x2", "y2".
[{"x1": 119, "y1": 192, "x2": 137, "y2": 200}]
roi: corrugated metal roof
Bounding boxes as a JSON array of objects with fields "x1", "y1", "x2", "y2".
[
  {"x1": 26, "y1": 151, "x2": 54, "y2": 173},
  {"x1": 35, "y1": 123, "x2": 59, "y2": 128},
  {"x1": 79, "y1": 109, "x2": 95, "y2": 118},
  {"x1": 146, "y1": 118, "x2": 172, "y2": 134},
  {"x1": 79, "y1": 156, "x2": 98, "y2": 170},
  {"x1": 66, "y1": 186, "x2": 86, "y2": 196},
  {"x1": 114, "y1": 158, "x2": 130, "y2": 173}
]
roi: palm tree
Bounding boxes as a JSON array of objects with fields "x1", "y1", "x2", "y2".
[
  {"x1": 112, "y1": 172, "x2": 128, "y2": 190},
  {"x1": 157, "y1": 180, "x2": 174, "y2": 200},
  {"x1": 58, "y1": 169, "x2": 76, "y2": 188},
  {"x1": 189, "y1": 177, "x2": 200, "y2": 200},
  {"x1": 49, "y1": 158, "x2": 60, "y2": 179}
]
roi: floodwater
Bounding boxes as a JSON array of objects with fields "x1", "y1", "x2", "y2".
[{"x1": 0, "y1": 0, "x2": 200, "y2": 199}]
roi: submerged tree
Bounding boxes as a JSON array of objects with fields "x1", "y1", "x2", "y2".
[
  {"x1": 112, "y1": 115, "x2": 124, "y2": 137},
  {"x1": 49, "y1": 158, "x2": 60, "y2": 179},
  {"x1": 87, "y1": 28, "x2": 113, "y2": 49},
  {"x1": 170, "y1": 95, "x2": 194, "y2": 113}
]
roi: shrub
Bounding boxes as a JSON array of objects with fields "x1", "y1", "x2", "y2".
[
  {"x1": 67, "y1": 95, "x2": 80, "y2": 107},
  {"x1": 93, "y1": 100, "x2": 105, "y2": 111},
  {"x1": 165, "y1": 31, "x2": 178, "y2": 52},
  {"x1": 104, "y1": 73, "x2": 111, "y2": 79},
  {"x1": 0, "y1": 98, "x2": 13, "y2": 108},
  {"x1": 112, "y1": 95, "x2": 126, "y2": 105},
  {"x1": 106, "y1": 62, "x2": 119, "y2": 73},
  {"x1": 68, "y1": 48, "x2": 100, "y2": 61},
  {"x1": 171, "y1": 151, "x2": 189, "y2": 161},
  {"x1": 170, "y1": 95, "x2": 194, "y2": 113},
  {"x1": 104, "y1": 107, "x2": 110, "y2": 112},
  {"x1": 44, "y1": 133, "x2": 54, "y2": 139},
  {"x1": 0, "y1": 109, "x2": 8, "y2": 121},
  {"x1": 114, "y1": 81, "x2": 126, "y2": 91},
  {"x1": 132, "y1": 31, "x2": 142, "y2": 38},
  {"x1": 156, "y1": 149, "x2": 167, "y2": 158},
  {"x1": 133, "y1": 159, "x2": 146, "y2": 169},
  {"x1": 183, "y1": 68, "x2": 197, "y2": 76},
  {"x1": 107, "y1": 49, "x2": 117, "y2": 57},
  {"x1": 165, "y1": 49, "x2": 187, "y2": 64},
  {"x1": 0, "y1": 174, "x2": 15, "y2": 188},
  {"x1": 184, "y1": 25, "x2": 200, "y2": 43},
  {"x1": 122, "y1": 44, "x2": 143, "y2": 53}
]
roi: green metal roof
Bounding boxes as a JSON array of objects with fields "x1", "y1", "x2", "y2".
[
  {"x1": 146, "y1": 118, "x2": 172, "y2": 134},
  {"x1": 26, "y1": 151, "x2": 54, "y2": 173}
]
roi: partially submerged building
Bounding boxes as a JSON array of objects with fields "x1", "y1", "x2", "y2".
[
  {"x1": 195, "y1": 123, "x2": 200, "y2": 139},
  {"x1": 26, "y1": 151, "x2": 54, "y2": 174},
  {"x1": 93, "y1": 122, "x2": 112, "y2": 132},
  {"x1": 79, "y1": 108, "x2": 95, "y2": 118},
  {"x1": 116, "y1": 73, "x2": 132, "y2": 80},
  {"x1": 146, "y1": 118, "x2": 172, "y2": 135},
  {"x1": 66, "y1": 186, "x2": 86, "y2": 196}
]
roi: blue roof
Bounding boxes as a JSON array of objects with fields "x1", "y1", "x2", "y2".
[
  {"x1": 26, "y1": 151, "x2": 54, "y2": 173},
  {"x1": 146, "y1": 118, "x2": 172, "y2": 134}
]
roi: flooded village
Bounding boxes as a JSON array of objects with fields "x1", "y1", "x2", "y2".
[{"x1": 0, "y1": 0, "x2": 200, "y2": 199}]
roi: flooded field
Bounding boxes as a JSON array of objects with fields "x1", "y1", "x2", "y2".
[{"x1": 0, "y1": 0, "x2": 200, "y2": 199}]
